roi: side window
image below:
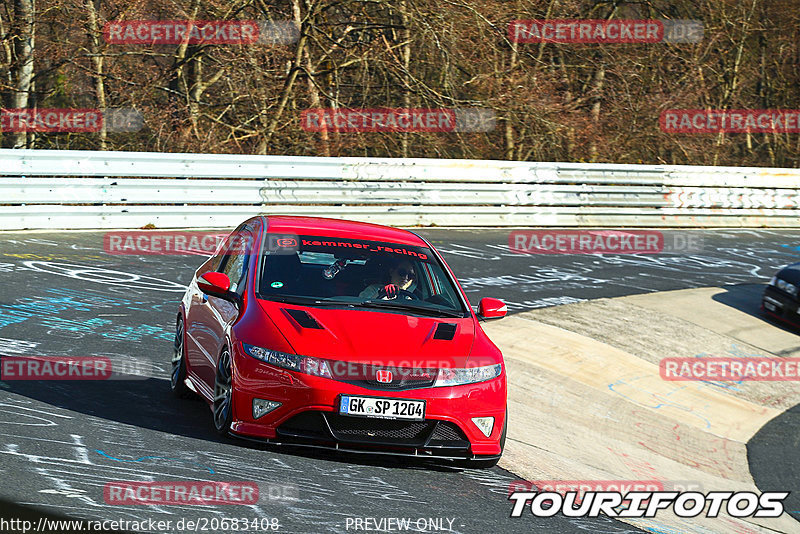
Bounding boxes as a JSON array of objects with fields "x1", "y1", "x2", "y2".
[
  {"x1": 201, "y1": 228, "x2": 238, "y2": 275},
  {"x1": 416, "y1": 262, "x2": 434, "y2": 299},
  {"x1": 196, "y1": 236, "x2": 228, "y2": 276},
  {"x1": 201, "y1": 250, "x2": 224, "y2": 275},
  {"x1": 221, "y1": 252, "x2": 247, "y2": 294},
  {"x1": 217, "y1": 221, "x2": 257, "y2": 295}
]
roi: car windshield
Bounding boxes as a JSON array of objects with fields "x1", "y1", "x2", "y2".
[{"x1": 256, "y1": 234, "x2": 467, "y2": 317}]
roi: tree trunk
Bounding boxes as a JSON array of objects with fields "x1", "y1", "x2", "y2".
[
  {"x1": 400, "y1": 0, "x2": 411, "y2": 158},
  {"x1": 3, "y1": 0, "x2": 35, "y2": 149},
  {"x1": 84, "y1": 0, "x2": 107, "y2": 150},
  {"x1": 299, "y1": 0, "x2": 329, "y2": 156},
  {"x1": 256, "y1": 0, "x2": 313, "y2": 154},
  {"x1": 588, "y1": 62, "x2": 605, "y2": 162},
  {"x1": 504, "y1": 34, "x2": 518, "y2": 160}
]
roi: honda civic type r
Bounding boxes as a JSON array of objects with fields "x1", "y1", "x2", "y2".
[{"x1": 172, "y1": 215, "x2": 508, "y2": 466}]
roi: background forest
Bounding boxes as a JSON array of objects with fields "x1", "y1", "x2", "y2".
[{"x1": 1, "y1": 0, "x2": 799, "y2": 166}]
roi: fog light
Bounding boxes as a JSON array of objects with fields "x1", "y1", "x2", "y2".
[
  {"x1": 471, "y1": 417, "x2": 494, "y2": 437},
  {"x1": 253, "y1": 399, "x2": 281, "y2": 420}
]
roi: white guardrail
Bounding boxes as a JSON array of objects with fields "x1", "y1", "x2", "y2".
[{"x1": 0, "y1": 148, "x2": 799, "y2": 229}]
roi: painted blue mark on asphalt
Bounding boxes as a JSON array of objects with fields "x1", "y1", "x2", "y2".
[
  {"x1": 0, "y1": 294, "x2": 100, "y2": 329},
  {"x1": 46, "y1": 287, "x2": 134, "y2": 307},
  {"x1": 0, "y1": 309, "x2": 32, "y2": 329},
  {"x1": 95, "y1": 449, "x2": 215, "y2": 474},
  {"x1": 695, "y1": 344, "x2": 776, "y2": 391},
  {"x1": 100, "y1": 324, "x2": 173, "y2": 342},
  {"x1": 45, "y1": 287, "x2": 174, "y2": 314},
  {"x1": 607, "y1": 377, "x2": 712, "y2": 429},
  {"x1": 643, "y1": 527, "x2": 686, "y2": 534},
  {"x1": 0, "y1": 290, "x2": 172, "y2": 339},
  {"x1": 41, "y1": 316, "x2": 113, "y2": 332}
]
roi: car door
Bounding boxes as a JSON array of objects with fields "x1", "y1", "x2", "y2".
[
  {"x1": 185, "y1": 247, "x2": 224, "y2": 398},
  {"x1": 186, "y1": 221, "x2": 257, "y2": 391}
]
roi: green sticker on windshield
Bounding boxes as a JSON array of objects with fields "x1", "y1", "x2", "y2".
[{"x1": 270, "y1": 281, "x2": 284, "y2": 288}]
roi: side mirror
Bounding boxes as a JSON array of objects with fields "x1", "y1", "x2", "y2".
[
  {"x1": 477, "y1": 297, "x2": 507, "y2": 320},
  {"x1": 197, "y1": 272, "x2": 240, "y2": 304}
]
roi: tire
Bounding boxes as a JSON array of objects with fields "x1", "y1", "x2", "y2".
[
  {"x1": 212, "y1": 347, "x2": 234, "y2": 436},
  {"x1": 457, "y1": 409, "x2": 507, "y2": 469},
  {"x1": 170, "y1": 316, "x2": 193, "y2": 398}
]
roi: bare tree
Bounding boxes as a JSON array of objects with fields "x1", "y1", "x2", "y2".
[{"x1": 3, "y1": 0, "x2": 35, "y2": 148}]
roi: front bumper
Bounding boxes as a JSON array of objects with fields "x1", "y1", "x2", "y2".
[
  {"x1": 241, "y1": 410, "x2": 483, "y2": 460},
  {"x1": 762, "y1": 285, "x2": 800, "y2": 327},
  {"x1": 229, "y1": 349, "x2": 507, "y2": 458}
]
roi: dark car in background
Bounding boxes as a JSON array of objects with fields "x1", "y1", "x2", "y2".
[{"x1": 762, "y1": 262, "x2": 800, "y2": 327}]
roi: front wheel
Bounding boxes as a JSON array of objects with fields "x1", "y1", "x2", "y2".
[
  {"x1": 170, "y1": 316, "x2": 193, "y2": 398},
  {"x1": 212, "y1": 348, "x2": 234, "y2": 436}
]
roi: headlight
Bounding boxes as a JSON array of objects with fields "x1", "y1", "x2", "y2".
[
  {"x1": 242, "y1": 343, "x2": 332, "y2": 378},
  {"x1": 776, "y1": 278, "x2": 798, "y2": 296},
  {"x1": 769, "y1": 276, "x2": 777, "y2": 286},
  {"x1": 434, "y1": 363, "x2": 502, "y2": 387}
]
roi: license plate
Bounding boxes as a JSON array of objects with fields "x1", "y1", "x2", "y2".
[
  {"x1": 764, "y1": 301, "x2": 777, "y2": 311},
  {"x1": 339, "y1": 395, "x2": 425, "y2": 421}
]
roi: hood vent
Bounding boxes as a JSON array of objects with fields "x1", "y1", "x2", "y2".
[
  {"x1": 284, "y1": 308, "x2": 323, "y2": 329},
  {"x1": 433, "y1": 323, "x2": 457, "y2": 340}
]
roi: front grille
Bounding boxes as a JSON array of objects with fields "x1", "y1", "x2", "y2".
[
  {"x1": 766, "y1": 285, "x2": 798, "y2": 303},
  {"x1": 274, "y1": 411, "x2": 471, "y2": 455},
  {"x1": 431, "y1": 421, "x2": 466, "y2": 441},
  {"x1": 326, "y1": 413, "x2": 435, "y2": 445}
]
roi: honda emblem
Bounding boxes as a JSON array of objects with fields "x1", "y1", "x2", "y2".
[{"x1": 376, "y1": 370, "x2": 393, "y2": 383}]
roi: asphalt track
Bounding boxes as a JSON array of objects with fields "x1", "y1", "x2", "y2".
[{"x1": 0, "y1": 228, "x2": 799, "y2": 533}]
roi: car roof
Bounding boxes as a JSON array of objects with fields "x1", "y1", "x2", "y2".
[{"x1": 262, "y1": 215, "x2": 428, "y2": 247}]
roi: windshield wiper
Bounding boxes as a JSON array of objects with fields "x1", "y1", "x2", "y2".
[
  {"x1": 356, "y1": 300, "x2": 465, "y2": 318},
  {"x1": 259, "y1": 295, "x2": 351, "y2": 307}
]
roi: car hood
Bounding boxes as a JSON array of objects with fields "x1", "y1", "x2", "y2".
[
  {"x1": 257, "y1": 298, "x2": 476, "y2": 368},
  {"x1": 778, "y1": 262, "x2": 800, "y2": 284}
]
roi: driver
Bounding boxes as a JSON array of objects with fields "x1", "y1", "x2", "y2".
[{"x1": 359, "y1": 259, "x2": 416, "y2": 300}]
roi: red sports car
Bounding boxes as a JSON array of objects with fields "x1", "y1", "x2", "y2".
[{"x1": 172, "y1": 216, "x2": 508, "y2": 467}]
